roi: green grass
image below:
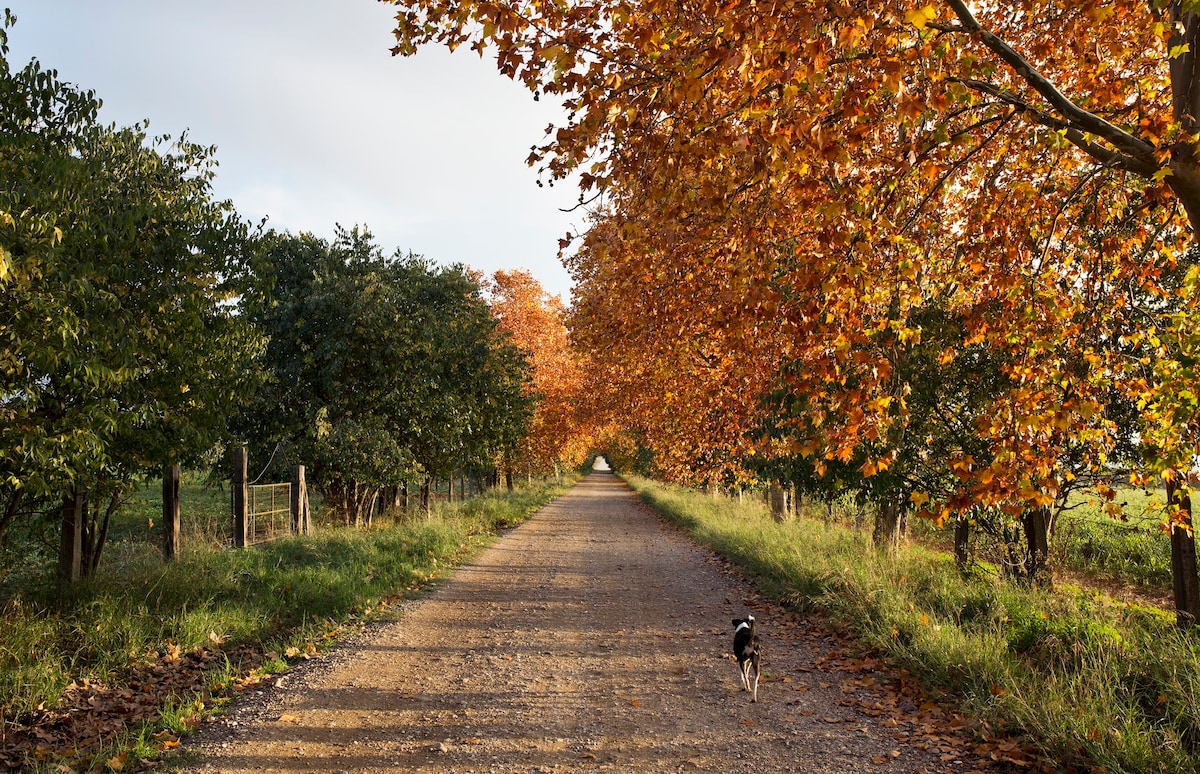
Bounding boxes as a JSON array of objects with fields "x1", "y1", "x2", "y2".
[
  {"x1": 898, "y1": 486, "x2": 1174, "y2": 592},
  {"x1": 626, "y1": 475, "x2": 1200, "y2": 774},
  {"x1": 1054, "y1": 488, "x2": 1173, "y2": 589},
  {"x1": 0, "y1": 475, "x2": 572, "y2": 772}
]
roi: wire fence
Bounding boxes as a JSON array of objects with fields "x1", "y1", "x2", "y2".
[{"x1": 246, "y1": 482, "x2": 292, "y2": 545}]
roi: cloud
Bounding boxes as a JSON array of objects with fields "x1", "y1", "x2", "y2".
[{"x1": 7, "y1": 0, "x2": 580, "y2": 299}]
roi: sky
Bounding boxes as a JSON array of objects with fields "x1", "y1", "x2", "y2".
[{"x1": 5, "y1": 0, "x2": 582, "y2": 300}]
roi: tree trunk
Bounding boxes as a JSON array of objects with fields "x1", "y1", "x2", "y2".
[
  {"x1": 954, "y1": 514, "x2": 971, "y2": 572},
  {"x1": 769, "y1": 481, "x2": 787, "y2": 522},
  {"x1": 421, "y1": 478, "x2": 431, "y2": 513},
  {"x1": 0, "y1": 490, "x2": 23, "y2": 546},
  {"x1": 80, "y1": 497, "x2": 94, "y2": 577},
  {"x1": 1022, "y1": 506, "x2": 1052, "y2": 586},
  {"x1": 164, "y1": 465, "x2": 181, "y2": 560},
  {"x1": 88, "y1": 492, "x2": 120, "y2": 576},
  {"x1": 505, "y1": 469, "x2": 514, "y2": 492},
  {"x1": 872, "y1": 501, "x2": 901, "y2": 551},
  {"x1": 59, "y1": 489, "x2": 83, "y2": 590},
  {"x1": 1166, "y1": 471, "x2": 1200, "y2": 628},
  {"x1": 350, "y1": 482, "x2": 362, "y2": 528},
  {"x1": 359, "y1": 486, "x2": 373, "y2": 527}
]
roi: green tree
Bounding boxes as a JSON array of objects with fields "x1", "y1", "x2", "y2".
[
  {"x1": 0, "y1": 17, "x2": 262, "y2": 581},
  {"x1": 238, "y1": 229, "x2": 533, "y2": 524}
]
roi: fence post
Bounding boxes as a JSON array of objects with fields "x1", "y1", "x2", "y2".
[
  {"x1": 290, "y1": 464, "x2": 311, "y2": 535},
  {"x1": 163, "y1": 464, "x2": 181, "y2": 560},
  {"x1": 232, "y1": 446, "x2": 248, "y2": 548}
]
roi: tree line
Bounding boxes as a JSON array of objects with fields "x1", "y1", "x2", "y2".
[
  {"x1": 0, "y1": 15, "x2": 565, "y2": 586},
  {"x1": 389, "y1": 0, "x2": 1200, "y2": 626}
]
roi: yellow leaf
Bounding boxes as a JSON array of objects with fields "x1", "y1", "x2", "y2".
[{"x1": 904, "y1": 5, "x2": 937, "y2": 30}]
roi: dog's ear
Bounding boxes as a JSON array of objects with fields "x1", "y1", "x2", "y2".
[{"x1": 731, "y1": 618, "x2": 742, "y2": 627}]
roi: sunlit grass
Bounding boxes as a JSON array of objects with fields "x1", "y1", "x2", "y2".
[
  {"x1": 627, "y1": 475, "x2": 1200, "y2": 774},
  {"x1": 0, "y1": 475, "x2": 573, "y2": 771}
]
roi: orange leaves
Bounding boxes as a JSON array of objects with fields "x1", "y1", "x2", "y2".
[
  {"x1": 483, "y1": 270, "x2": 591, "y2": 473},
  {"x1": 395, "y1": 0, "x2": 1200, "y2": 510}
]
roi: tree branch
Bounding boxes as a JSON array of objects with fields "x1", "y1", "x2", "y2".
[
  {"x1": 949, "y1": 77, "x2": 1161, "y2": 177},
  {"x1": 944, "y1": 0, "x2": 1157, "y2": 165}
]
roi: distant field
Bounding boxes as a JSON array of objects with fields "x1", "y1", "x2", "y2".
[
  {"x1": 821, "y1": 485, "x2": 1173, "y2": 595},
  {"x1": 1053, "y1": 487, "x2": 1172, "y2": 591}
]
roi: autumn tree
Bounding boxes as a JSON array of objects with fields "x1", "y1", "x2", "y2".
[
  {"x1": 388, "y1": 0, "x2": 1200, "y2": 618},
  {"x1": 482, "y1": 269, "x2": 591, "y2": 482}
]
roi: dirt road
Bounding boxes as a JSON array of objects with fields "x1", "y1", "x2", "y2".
[{"x1": 186, "y1": 473, "x2": 980, "y2": 773}]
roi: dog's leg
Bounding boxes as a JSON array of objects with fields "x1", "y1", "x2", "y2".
[{"x1": 750, "y1": 662, "x2": 759, "y2": 702}]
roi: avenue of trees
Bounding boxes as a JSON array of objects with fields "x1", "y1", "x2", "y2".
[
  {"x1": 0, "y1": 16, "x2": 580, "y2": 586},
  {"x1": 388, "y1": 0, "x2": 1200, "y2": 624}
]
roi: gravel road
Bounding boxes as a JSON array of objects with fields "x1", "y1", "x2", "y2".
[{"x1": 185, "y1": 472, "x2": 990, "y2": 773}]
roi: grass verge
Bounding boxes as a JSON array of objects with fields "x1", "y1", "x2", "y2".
[
  {"x1": 626, "y1": 475, "x2": 1200, "y2": 774},
  {"x1": 0, "y1": 476, "x2": 572, "y2": 772}
]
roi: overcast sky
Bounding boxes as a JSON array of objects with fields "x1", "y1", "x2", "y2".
[{"x1": 5, "y1": 0, "x2": 582, "y2": 300}]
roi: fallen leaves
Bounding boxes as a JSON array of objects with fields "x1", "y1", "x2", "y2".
[{"x1": 0, "y1": 637, "x2": 323, "y2": 771}]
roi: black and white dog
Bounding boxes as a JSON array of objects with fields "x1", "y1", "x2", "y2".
[{"x1": 732, "y1": 615, "x2": 760, "y2": 702}]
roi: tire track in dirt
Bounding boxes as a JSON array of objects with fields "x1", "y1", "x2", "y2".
[{"x1": 185, "y1": 473, "x2": 978, "y2": 773}]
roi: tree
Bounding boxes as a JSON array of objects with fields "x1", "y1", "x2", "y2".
[
  {"x1": 0, "y1": 17, "x2": 262, "y2": 581},
  {"x1": 387, "y1": 0, "x2": 1200, "y2": 616},
  {"x1": 483, "y1": 269, "x2": 590, "y2": 480},
  {"x1": 237, "y1": 229, "x2": 534, "y2": 524}
]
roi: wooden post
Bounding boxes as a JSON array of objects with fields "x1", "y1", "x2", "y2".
[
  {"x1": 59, "y1": 489, "x2": 83, "y2": 588},
  {"x1": 163, "y1": 465, "x2": 181, "y2": 560},
  {"x1": 232, "y1": 446, "x2": 248, "y2": 548},
  {"x1": 290, "y1": 465, "x2": 311, "y2": 535}
]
